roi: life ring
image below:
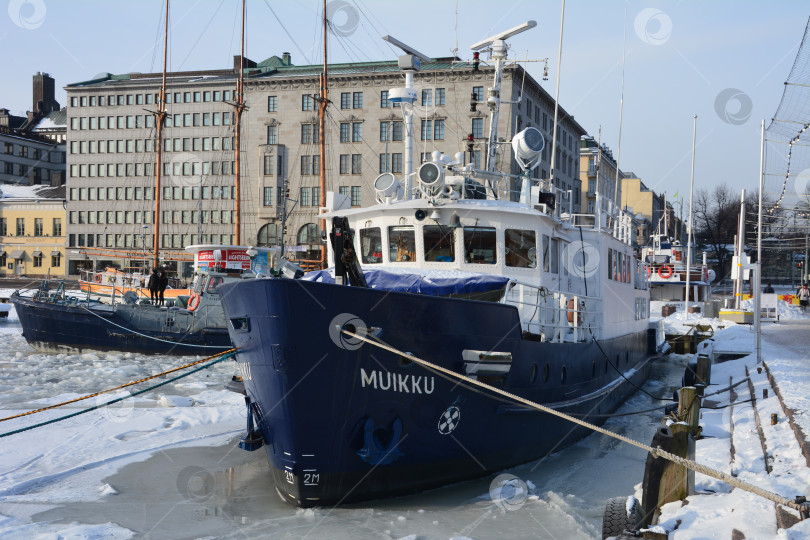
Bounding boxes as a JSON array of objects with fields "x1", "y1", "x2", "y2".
[
  {"x1": 94, "y1": 275, "x2": 101, "y2": 283},
  {"x1": 567, "y1": 297, "x2": 582, "y2": 326},
  {"x1": 187, "y1": 292, "x2": 201, "y2": 311},
  {"x1": 657, "y1": 265, "x2": 673, "y2": 279}
]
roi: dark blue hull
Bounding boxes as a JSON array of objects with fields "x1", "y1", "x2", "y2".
[
  {"x1": 10, "y1": 295, "x2": 231, "y2": 356},
  {"x1": 219, "y1": 278, "x2": 654, "y2": 507}
]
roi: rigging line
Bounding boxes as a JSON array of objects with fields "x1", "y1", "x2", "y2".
[
  {"x1": 352, "y1": 0, "x2": 397, "y2": 57},
  {"x1": 263, "y1": 0, "x2": 312, "y2": 65},
  {"x1": 0, "y1": 353, "x2": 235, "y2": 439},
  {"x1": 177, "y1": 0, "x2": 227, "y2": 71},
  {"x1": 77, "y1": 304, "x2": 230, "y2": 349},
  {"x1": 342, "y1": 330, "x2": 810, "y2": 514}
]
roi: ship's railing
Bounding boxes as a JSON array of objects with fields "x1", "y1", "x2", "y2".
[
  {"x1": 501, "y1": 280, "x2": 601, "y2": 343},
  {"x1": 648, "y1": 263, "x2": 709, "y2": 283}
]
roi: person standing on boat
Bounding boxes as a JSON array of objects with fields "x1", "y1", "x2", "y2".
[
  {"x1": 764, "y1": 283, "x2": 775, "y2": 294},
  {"x1": 799, "y1": 284, "x2": 810, "y2": 311},
  {"x1": 148, "y1": 268, "x2": 159, "y2": 305},
  {"x1": 158, "y1": 269, "x2": 169, "y2": 307}
]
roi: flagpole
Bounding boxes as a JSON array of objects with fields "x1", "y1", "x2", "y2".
[{"x1": 685, "y1": 115, "x2": 696, "y2": 317}]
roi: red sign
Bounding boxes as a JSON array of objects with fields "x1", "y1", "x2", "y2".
[{"x1": 195, "y1": 248, "x2": 250, "y2": 271}]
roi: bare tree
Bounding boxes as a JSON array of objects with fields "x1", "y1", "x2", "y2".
[{"x1": 694, "y1": 183, "x2": 740, "y2": 280}]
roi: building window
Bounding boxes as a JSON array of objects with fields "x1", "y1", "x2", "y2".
[
  {"x1": 0, "y1": 218, "x2": 5, "y2": 236},
  {"x1": 302, "y1": 94, "x2": 314, "y2": 111},
  {"x1": 379, "y1": 153, "x2": 390, "y2": 173},
  {"x1": 434, "y1": 119, "x2": 445, "y2": 140},
  {"x1": 263, "y1": 155, "x2": 274, "y2": 175},
  {"x1": 351, "y1": 154, "x2": 362, "y2": 174},
  {"x1": 16, "y1": 218, "x2": 24, "y2": 236},
  {"x1": 353, "y1": 92, "x2": 363, "y2": 109},
  {"x1": 392, "y1": 153, "x2": 403, "y2": 174},
  {"x1": 34, "y1": 218, "x2": 43, "y2": 236},
  {"x1": 33, "y1": 254, "x2": 43, "y2": 268},
  {"x1": 339, "y1": 154, "x2": 350, "y2": 174},
  {"x1": 351, "y1": 186, "x2": 361, "y2": 207},
  {"x1": 472, "y1": 117, "x2": 484, "y2": 138},
  {"x1": 340, "y1": 92, "x2": 350, "y2": 109},
  {"x1": 300, "y1": 155, "x2": 312, "y2": 176},
  {"x1": 421, "y1": 120, "x2": 432, "y2": 140},
  {"x1": 381, "y1": 90, "x2": 390, "y2": 108},
  {"x1": 421, "y1": 89, "x2": 432, "y2": 107},
  {"x1": 257, "y1": 223, "x2": 280, "y2": 246},
  {"x1": 435, "y1": 88, "x2": 445, "y2": 106},
  {"x1": 472, "y1": 86, "x2": 484, "y2": 101},
  {"x1": 261, "y1": 187, "x2": 274, "y2": 207},
  {"x1": 351, "y1": 122, "x2": 362, "y2": 142},
  {"x1": 300, "y1": 187, "x2": 311, "y2": 206},
  {"x1": 267, "y1": 125, "x2": 278, "y2": 145},
  {"x1": 266, "y1": 95, "x2": 278, "y2": 112},
  {"x1": 297, "y1": 223, "x2": 319, "y2": 245}
]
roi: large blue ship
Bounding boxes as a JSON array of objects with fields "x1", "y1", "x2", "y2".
[{"x1": 219, "y1": 22, "x2": 663, "y2": 506}]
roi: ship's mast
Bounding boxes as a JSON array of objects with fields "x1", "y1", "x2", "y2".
[
  {"x1": 318, "y1": 0, "x2": 328, "y2": 267},
  {"x1": 233, "y1": 0, "x2": 246, "y2": 245},
  {"x1": 470, "y1": 21, "x2": 536, "y2": 197},
  {"x1": 153, "y1": 0, "x2": 169, "y2": 268}
]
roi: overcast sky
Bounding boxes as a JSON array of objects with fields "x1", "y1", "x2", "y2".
[{"x1": 2, "y1": 0, "x2": 807, "y2": 210}]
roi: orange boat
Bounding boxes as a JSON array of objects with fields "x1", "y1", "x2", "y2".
[{"x1": 79, "y1": 267, "x2": 191, "y2": 300}]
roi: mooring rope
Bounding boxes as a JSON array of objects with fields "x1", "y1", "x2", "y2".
[
  {"x1": 343, "y1": 330, "x2": 810, "y2": 514},
  {"x1": 78, "y1": 304, "x2": 229, "y2": 349},
  {"x1": 0, "y1": 350, "x2": 236, "y2": 438}
]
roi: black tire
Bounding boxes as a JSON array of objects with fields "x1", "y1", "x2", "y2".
[{"x1": 602, "y1": 496, "x2": 642, "y2": 539}]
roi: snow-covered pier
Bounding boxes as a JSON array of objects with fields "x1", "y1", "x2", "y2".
[{"x1": 636, "y1": 317, "x2": 810, "y2": 539}]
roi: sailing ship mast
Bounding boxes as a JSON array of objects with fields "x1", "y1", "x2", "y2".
[
  {"x1": 233, "y1": 0, "x2": 246, "y2": 245},
  {"x1": 153, "y1": 0, "x2": 169, "y2": 268},
  {"x1": 318, "y1": 0, "x2": 328, "y2": 268}
]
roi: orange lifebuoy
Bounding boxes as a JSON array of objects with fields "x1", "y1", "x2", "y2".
[
  {"x1": 567, "y1": 297, "x2": 582, "y2": 326},
  {"x1": 187, "y1": 292, "x2": 201, "y2": 311},
  {"x1": 94, "y1": 275, "x2": 101, "y2": 283},
  {"x1": 657, "y1": 265, "x2": 673, "y2": 279}
]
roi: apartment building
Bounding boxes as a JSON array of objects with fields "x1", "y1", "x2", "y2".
[{"x1": 63, "y1": 53, "x2": 586, "y2": 272}]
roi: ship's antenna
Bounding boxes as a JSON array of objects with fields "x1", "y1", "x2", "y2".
[
  {"x1": 382, "y1": 35, "x2": 431, "y2": 200},
  {"x1": 452, "y1": 0, "x2": 459, "y2": 58},
  {"x1": 613, "y1": 1, "x2": 628, "y2": 210},
  {"x1": 548, "y1": 0, "x2": 564, "y2": 188},
  {"x1": 470, "y1": 20, "x2": 536, "y2": 197}
]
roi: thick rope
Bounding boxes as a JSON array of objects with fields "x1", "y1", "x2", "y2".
[
  {"x1": 0, "y1": 351, "x2": 236, "y2": 439},
  {"x1": 343, "y1": 330, "x2": 810, "y2": 514},
  {"x1": 78, "y1": 304, "x2": 229, "y2": 349},
  {"x1": 0, "y1": 349, "x2": 236, "y2": 423}
]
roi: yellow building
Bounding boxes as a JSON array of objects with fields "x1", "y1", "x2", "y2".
[{"x1": 0, "y1": 184, "x2": 66, "y2": 277}]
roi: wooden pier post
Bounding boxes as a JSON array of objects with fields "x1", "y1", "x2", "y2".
[
  {"x1": 694, "y1": 354, "x2": 711, "y2": 396},
  {"x1": 641, "y1": 388, "x2": 700, "y2": 526}
]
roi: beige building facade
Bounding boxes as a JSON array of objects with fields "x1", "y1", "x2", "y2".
[{"x1": 0, "y1": 185, "x2": 66, "y2": 277}]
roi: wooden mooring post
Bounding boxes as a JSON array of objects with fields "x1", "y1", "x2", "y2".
[{"x1": 641, "y1": 387, "x2": 699, "y2": 526}]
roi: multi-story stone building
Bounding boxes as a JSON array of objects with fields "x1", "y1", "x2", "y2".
[
  {"x1": 0, "y1": 183, "x2": 66, "y2": 277},
  {"x1": 579, "y1": 135, "x2": 623, "y2": 216},
  {"x1": 243, "y1": 55, "x2": 586, "y2": 261},
  {"x1": 64, "y1": 53, "x2": 586, "y2": 273}
]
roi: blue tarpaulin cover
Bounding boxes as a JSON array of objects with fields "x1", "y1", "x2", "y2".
[{"x1": 302, "y1": 267, "x2": 509, "y2": 296}]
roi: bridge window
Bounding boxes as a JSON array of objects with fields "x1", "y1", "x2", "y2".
[
  {"x1": 388, "y1": 226, "x2": 415, "y2": 262},
  {"x1": 423, "y1": 225, "x2": 455, "y2": 262},
  {"x1": 505, "y1": 229, "x2": 536, "y2": 268},
  {"x1": 360, "y1": 227, "x2": 382, "y2": 264},
  {"x1": 464, "y1": 227, "x2": 496, "y2": 264}
]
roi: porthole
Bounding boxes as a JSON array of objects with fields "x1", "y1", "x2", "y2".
[
  {"x1": 530, "y1": 363, "x2": 538, "y2": 383},
  {"x1": 543, "y1": 363, "x2": 550, "y2": 382},
  {"x1": 561, "y1": 366, "x2": 567, "y2": 383}
]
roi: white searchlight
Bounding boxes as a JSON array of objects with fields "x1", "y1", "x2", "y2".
[
  {"x1": 374, "y1": 172, "x2": 403, "y2": 202},
  {"x1": 512, "y1": 127, "x2": 544, "y2": 172},
  {"x1": 418, "y1": 162, "x2": 445, "y2": 195}
]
